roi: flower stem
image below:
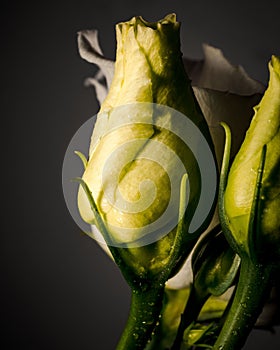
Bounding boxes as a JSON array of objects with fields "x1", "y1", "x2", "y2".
[
  {"x1": 212, "y1": 257, "x2": 273, "y2": 350},
  {"x1": 116, "y1": 287, "x2": 164, "y2": 350}
]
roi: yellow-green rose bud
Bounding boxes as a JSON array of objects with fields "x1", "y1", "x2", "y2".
[
  {"x1": 224, "y1": 55, "x2": 280, "y2": 260},
  {"x1": 76, "y1": 15, "x2": 218, "y2": 287},
  {"x1": 76, "y1": 15, "x2": 217, "y2": 350}
]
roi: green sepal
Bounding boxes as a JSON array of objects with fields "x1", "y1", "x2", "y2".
[
  {"x1": 73, "y1": 177, "x2": 150, "y2": 290},
  {"x1": 183, "y1": 322, "x2": 217, "y2": 349},
  {"x1": 72, "y1": 177, "x2": 112, "y2": 244},
  {"x1": 192, "y1": 227, "x2": 240, "y2": 297},
  {"x1": 162, "y1": 174, "x2": 190, "y2": 279},
  {"x1": 218, "y1": 122, "x2": 243, "y2": 256},
  {"x1": 75, "y1": 174, "x2": 197, "y2": 291},
  {"x1": 74, "y1": 150, "x2": 88, "y2": 170},
  {"x1": 171, "y1": 225, "x2": 240, "y2": 350}
]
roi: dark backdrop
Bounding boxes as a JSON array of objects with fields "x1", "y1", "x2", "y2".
[{"x1": 2, "y1": 1, "x2": 280, "y2": 349}]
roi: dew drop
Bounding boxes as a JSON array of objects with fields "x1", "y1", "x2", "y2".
[{"x1": 250, "y1": 168, "x2": 257, "y2": 174}]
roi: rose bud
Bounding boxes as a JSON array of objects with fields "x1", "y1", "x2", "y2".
[
  {"x1": 214, "y1": 56, "x2": 280, "y2": 350},
  {"x1": 75, "y1": 14, "x2": 218, "y2": 350},
  {"x1": 223, "y1": 55, "x2": 280, "y2": 262},
  {"x1": 77, "y1": 14, "x2": 217, "y2": 266}
]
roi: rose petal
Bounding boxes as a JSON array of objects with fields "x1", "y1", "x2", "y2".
[
  {"x1": 84, "y1": 71, "x2": 108, "y2": 105},
  {"x1": 193, "y1": 87, "x2": 262, "y2": 168},
  {"x1": 77, "y1": 29, "x2": 114, "y2": 98},
  {"x1": 184, "y1": 44, "x2": 264, "y2": 95}
]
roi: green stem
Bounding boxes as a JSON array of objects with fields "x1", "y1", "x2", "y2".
[
  {"x1": 212, "y1": 258, "x2": 273, "y2": 350},
  {"x1": 116, "y1": 287, "x2": 164, "y2": 350}
]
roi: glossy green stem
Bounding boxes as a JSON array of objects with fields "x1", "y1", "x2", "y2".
[
  {"x1": 213, "y1": 258, "x2": 273, "y2": 350},
  {"x1": 116, "y1": 287, "x2": 164, "y2": 350}
]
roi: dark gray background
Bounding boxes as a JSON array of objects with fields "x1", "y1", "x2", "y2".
[{"x1": 2, "y1": 0, "x2": 280, "y2": 349}]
